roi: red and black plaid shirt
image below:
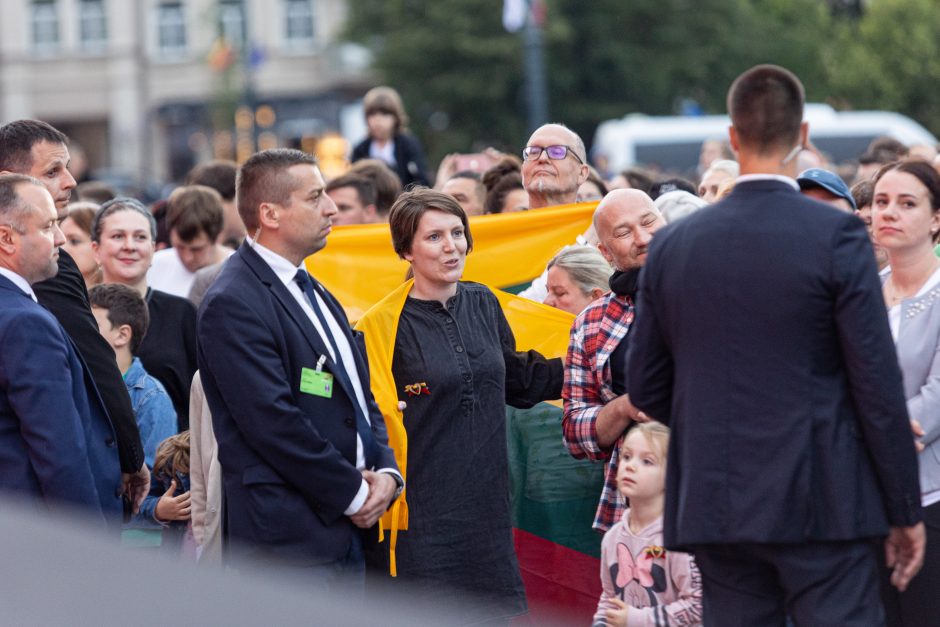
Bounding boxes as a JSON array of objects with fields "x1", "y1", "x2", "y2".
[{"x1": 562, "y1": 291, "x2": 634, "y2": 531}]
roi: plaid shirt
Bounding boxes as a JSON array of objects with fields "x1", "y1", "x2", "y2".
[{"x1": 562, "y1": 291, "x2": 634, "y2": 531}]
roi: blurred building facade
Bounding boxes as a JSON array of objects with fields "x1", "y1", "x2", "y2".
[{"x1": 0, "y1": 0, "x2": 371, "y2": 191}]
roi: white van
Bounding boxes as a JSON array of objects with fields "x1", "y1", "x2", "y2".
[{"x1": 593, "y1": 104, "x2": 938, "y2": 175}]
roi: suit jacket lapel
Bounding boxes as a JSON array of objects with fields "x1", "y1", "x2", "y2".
[{"x1": 239, "y1": 245, "x2": 336, "y2": 369}]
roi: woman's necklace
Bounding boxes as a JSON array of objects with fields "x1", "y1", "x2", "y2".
[{"x1": 886, "y1": 258, "x2": 940, "y2": 306}]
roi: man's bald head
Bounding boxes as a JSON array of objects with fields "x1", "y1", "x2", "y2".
[
  {"x1": 521, "y1": 123, "x2": 589, "y2": 208},
  {"x1": 593, "y1": 189, "x2": 665, "y2": 271}
]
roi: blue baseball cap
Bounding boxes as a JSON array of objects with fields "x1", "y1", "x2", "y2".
[{"x1": 797, "y1": 168, "x2": 856, "y2": 211}]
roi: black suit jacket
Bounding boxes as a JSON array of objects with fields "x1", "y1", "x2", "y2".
[
  {"x1": 34, "y1": 250, "x2": 144, "y2": 473},
  {"x1": 627, "y1": 179, "x2": 922, "y2": 548},
  {"x1": 197, "y1": 243, "x2": 398, "y2": 566}
]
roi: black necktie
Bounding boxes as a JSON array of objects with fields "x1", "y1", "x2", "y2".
[{"x1": 295, "y1": 269, "x2": 378, "y2": 468}]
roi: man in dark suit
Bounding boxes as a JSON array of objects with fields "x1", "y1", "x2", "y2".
[
  {"x1": 0, "y1": 174, "x2": 121, "y2": 524},
  {"x1": 197, "y1": 149, "x2": 402, "y2": 584},
  {"x1": 0, "y1": 120, "x2": 149, "y2": 513},
  {"x1": 626, "y1": 65, "x2": 925, "y2": 625}
]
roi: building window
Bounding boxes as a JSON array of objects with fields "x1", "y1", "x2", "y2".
[
  {"x1": 32, "y1": 0, "x2": 60, "y2": 52},
  {"x1": 283, "y1": 0, "x2": 314, "y2": 46},
  {"x1": 79, "y1": 0, "x2": 108, "y2": 50},
  {"x1": 157, "y1": 1, "x2": 187, "y2": 56},
  {"x1": 219, "y1": 0, "x2": 244, "y2": 47}
]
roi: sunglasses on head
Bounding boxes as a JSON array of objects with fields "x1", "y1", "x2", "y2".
[{"x1": 522, "y1": 145, "x2": 584, "y2": 164}]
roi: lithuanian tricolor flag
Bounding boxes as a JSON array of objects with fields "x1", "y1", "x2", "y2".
[{"x1": 307, "y1": 202, "x2": 605, "y2": 622}]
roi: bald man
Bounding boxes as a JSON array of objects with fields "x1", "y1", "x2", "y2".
[
  {"x1": 521, "y1": 123, "x2": 589, "y2": 209},
  {"x1": 562, "y1": 189, "x2": 667, "y2": 531}
]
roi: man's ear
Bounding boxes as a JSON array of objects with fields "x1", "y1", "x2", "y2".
[
  {"x1": 365, "y1": 204, "x2": 379, "y2": 223},
  {"x1": 597, "y1": 241, "x2": 614, "y2": 265},
  {"x1": 0, "y1": 224, "x2": 17, "y2": 255},
  {"x1": 577, "y1": 164, "x2": 589, "y2": 186},
  {"x1": 799, "y1": 120, "x2": 810, "y2": 148},
  {"x1": 728, "y1": 125, "x2": 740, "y2": 154},
  {"x1": 258, "y1": 202, "x2": 280, "y2": 229}
]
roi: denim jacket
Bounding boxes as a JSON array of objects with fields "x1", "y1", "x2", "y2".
[{"x1": 124, "y1": 357, "x2": 177, "y2": 468}]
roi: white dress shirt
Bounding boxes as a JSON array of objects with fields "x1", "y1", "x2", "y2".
[{"x1": 250, "y1": 240, "x2": 399, "y2": 515}]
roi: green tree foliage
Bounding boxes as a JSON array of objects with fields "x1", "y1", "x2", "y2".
[
  {"x1": 827, "y1": 0, "x2": 940, "y2": 136},
  {"x1": 345, "y1": 0, "x2": 937, "y2": 164}
]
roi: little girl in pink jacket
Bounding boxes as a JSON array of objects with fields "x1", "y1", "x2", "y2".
[{"x1": 593, "y1": 422, "x2": 702, "y2": 627}]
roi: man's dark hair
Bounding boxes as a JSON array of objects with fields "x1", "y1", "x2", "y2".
[
  {"x1": 325, "y1": 173, "x2": 377, "y2": 207},
  {"x1": 348, "y1": 159, "x2": 403, "y2": 215},
  {"x1": 236, "y1": 149, "x2": 318, "y2": 232},
  {"x1": 649, "y1": 177, "x2": 696, "y2": 200},
  {"x1": 389, "y1": 187, "x2": 473, "y2": 258},
  {"x1": 88, "y1": 283, "x2": 151, "y2": 355},
  {"x1": 618, "y1": 168, "x2": 653, "y2": 194},
  {"x1": 0, "y1": 119, "x2": 69, "y2": 173},
  {"x1": 727, "y1": 64, "x2": 804, "y2": 154},
  {"x1": 450, "y1": 170, "x2": 482, "y2": 183},
  {"x1": 186, "y1": 160, "x2": 237, "y2": 201},
  {"x1": 166, "y1": 185, "x2": 224, "y2": 242}
]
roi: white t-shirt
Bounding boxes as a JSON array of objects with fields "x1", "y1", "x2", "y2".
[
  {"x1": 148, "y1": 247, "x2": 234, "y2": 298},
  {"x1": 148, "y1": 248, "x2": 196, "y2": 298}
]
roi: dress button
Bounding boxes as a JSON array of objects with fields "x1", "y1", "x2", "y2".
[
  {"x1": 455, "y1": 346, "x2": 464, "y2": 353},
  {"x1": 105, "y1": 437, "x2": 115, "y2": 447},
  {"x1": 463, "y1": 374, "x2": 471, "y2": 382},
  {"x1": 344, "y1": 418, "x2": 354, "y2": 427}
]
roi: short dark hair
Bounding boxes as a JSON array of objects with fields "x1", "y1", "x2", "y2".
[
  {"x1": 325, "y1": 173, "x2": 377, "y2": 207},
  {"x1": 0, "y1": 174, "x2": 45, "y2": 233},
  {"x1": 92, "y1": 197, "x2": 157, "y2": 243},
  {"x1": 850, "y1": 179, "x2": 874, "y2": 210},
  {"x1": 348, "y1": 159, "x2": 403, "y2": 215},
  {"x1": 186, "y1": 160, "x2": 238, "y2": 201},
  {"x1": 481, "y1": 157, "x2": 524, "y2": 214},
  {"x1": 389, "y1": 187, "x2": 473, "y2": 258},
  {"x1": 727, "y1": 64, "x2": 804, "y2": 154},
  {"x1": 649, "y1": 177, "x2": 696, "y2": 200},
  {"x1": 618, "y1": 168, "x2": 653, "y2": 194},
  {"x1": 88, "y1": 283, "x2": 150, "y2": 355},
  {"x1": 236, "y1": 149, "x2": 318, "y2": 232},
  {"x1": 166, "y1": 185, "x2": 224, "y2": 242},
  {"x1": 874, "y1": 159, "x2": 940, "y2": 214},
  {"x1": 0, "y1": 119, "x2": 69, "y2": 173}
]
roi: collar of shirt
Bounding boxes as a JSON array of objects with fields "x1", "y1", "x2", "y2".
[
  {"x1": 735, "y1": 173, "x2": 800, "y2": 191},
  {"x1": 0, "y1": 267, "x2": 37, "y2": 302}
]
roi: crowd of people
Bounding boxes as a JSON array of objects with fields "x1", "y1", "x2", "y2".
[{"x1": 0, "y1": 68, "x2": 938, "y2": 625}]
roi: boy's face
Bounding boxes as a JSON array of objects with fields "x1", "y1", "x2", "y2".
[
  {"x1": 92, "y1": 306, "x2": 128, "y2": 355},
  {"x1": 616, "y1": 429, "x2": 667, "y2": 503}
]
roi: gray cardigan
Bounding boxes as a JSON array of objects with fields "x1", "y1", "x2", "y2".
[{"x1": 886, "y1": 271, "x2": 940, "y2": 497}]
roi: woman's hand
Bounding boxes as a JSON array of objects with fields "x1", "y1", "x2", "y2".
[{"x1": 154, "y1": 479, "x2": 192, "y2": 522}]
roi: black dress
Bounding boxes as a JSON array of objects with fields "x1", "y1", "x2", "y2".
[
  {"x1": 390, "y1": 282, "x2": 563, "y2": 619},
  {"x1": 138, "y1": 289, "x2": 197, "y2": 432}
]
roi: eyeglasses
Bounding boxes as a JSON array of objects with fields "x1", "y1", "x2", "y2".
[{"x1": 522, "y1": 145, "x2": 584, "y2": 164}]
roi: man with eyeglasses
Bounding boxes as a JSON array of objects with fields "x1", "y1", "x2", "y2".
[
  {"x1": 520, "y1": 124, "x2": 589, "y2": 210},
  {"x1": 517, "y1": 124, "x2": 592, "y2": 302}
]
